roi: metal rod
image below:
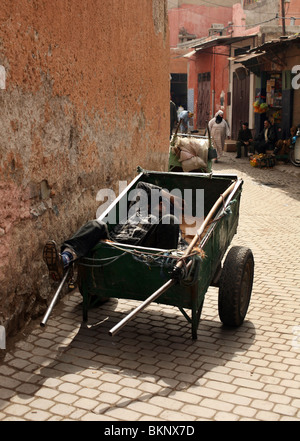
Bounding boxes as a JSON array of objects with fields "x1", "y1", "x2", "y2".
[
  {"x1": 40, "y1": 267, "x2": 70, "y2": 327},
  {"x1": 109, "y1": 260, "x2": 194, "y2": 337},
  {"x1": 109, "y1": 279, "x2": 175, "y2": 337},
  {"x1": 109, "y1": 179, "x2": 241, "y2": 337}
]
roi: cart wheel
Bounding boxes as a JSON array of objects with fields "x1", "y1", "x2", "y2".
[{"x1": 218, "y1": 246, "x2": 254, "y2": 327}]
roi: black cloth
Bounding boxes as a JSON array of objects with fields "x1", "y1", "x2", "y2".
[
  {"x1": 62, "y1": 182, "x2": 183, "y2": 258},
  {"x1": 62, "y1": 215, "x2": 180, "y2": 258},
  {"x1": 236, "y1": 127, "x2": 253, "y2": 157},
  {"x1": 237, "y1": 127, "x2": 253, "y2": 144},
  {"x1": 256, "y1": 126, "x2": 276, "y2": 144},
  {"x1": 62, "y1": 220, "x2": 108, "y2": 258}
]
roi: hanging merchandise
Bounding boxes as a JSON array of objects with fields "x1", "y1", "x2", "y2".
[
  {"x1": 266, "y1": 74, "x2": 282, "y2": 122},
  {"x1": 260, "y1": 103, "x2": 268, "y2": 113},
  {"x1": 253, "y1": 92, "x2": 267, "y2": 113}
]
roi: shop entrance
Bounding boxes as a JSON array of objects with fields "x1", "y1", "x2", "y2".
[
  {"x1": 265, "y1": 72, "x2": 282, "y2": 135},
  {"x1": 171, "y1": 73, "x2": 187, "y2": 110},
  {"x1": 264, "y1": 71, "x2": 293, "y2": 139}
]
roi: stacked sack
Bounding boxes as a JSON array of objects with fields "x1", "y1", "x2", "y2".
[{"x1": 171, "y1": 136, "x2": 209, "y2": 172}]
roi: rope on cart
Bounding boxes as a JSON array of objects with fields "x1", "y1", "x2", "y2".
[
  {"x1": 201, "y1": 199, "x2": 236, "y2": 229},
  {"x1": 78, "y1": 241, "x2": 204, "y2": 275},
  {"x1": 103, "y1": 241, "x2": 202, "y2": 261},
  {"x1": 107, "y1": 243, "x2": 204, "y2": 281},
  {"x1": 213, "y1": 199, "x2": 236, "y2": 222},
  {"x1": 78, "y1": 252, "x2": 128, "y2": 267}
]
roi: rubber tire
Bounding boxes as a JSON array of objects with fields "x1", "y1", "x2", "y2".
[{"x1": 218, "y1": 246, "x2": 254, "y2": 327}]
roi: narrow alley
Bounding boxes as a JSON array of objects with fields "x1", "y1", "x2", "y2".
[{"x1": 1, "y1": 152, "x2": 299, "y2": 422}]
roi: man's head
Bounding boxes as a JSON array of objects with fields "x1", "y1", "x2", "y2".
[
  {"x1": 264, "y1": 120, "x2": 270, "y2": 129},
  {"x1": 242, "y1": 122, "x2": 249, "y2": 130},
  {"x1": 129, "y1": 185, "x2": 184, "y2": 219}
]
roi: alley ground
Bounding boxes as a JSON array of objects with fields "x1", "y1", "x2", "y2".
[{"x1": 0, "y1": 152, "x2": 300, "y2": 422}]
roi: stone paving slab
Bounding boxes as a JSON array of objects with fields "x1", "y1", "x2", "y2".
[{"x1": 1, "y1": 152, "x2": 300, "y2": 421}]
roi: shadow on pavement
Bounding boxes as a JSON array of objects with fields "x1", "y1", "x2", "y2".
[{"x1": 0, "y1": 293, "x2": 256, "y2": 416}]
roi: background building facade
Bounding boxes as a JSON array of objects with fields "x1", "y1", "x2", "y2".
[{"x1": 168, "y1": 0, "x2": 300, "y2": 137}]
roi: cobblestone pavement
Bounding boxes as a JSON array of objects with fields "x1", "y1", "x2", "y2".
[{"x1": 1, "y1": 152, "x2": 300, "y2": 421}]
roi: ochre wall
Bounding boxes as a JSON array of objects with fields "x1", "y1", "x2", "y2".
[
  {"x1": 0, "y1": 0, "x2": 170, "y2": 336},
  {"x1": 168, "y1": 4, "x2": 233, "y2": 47},
  {"x1": 189, "y1": 47, "x2": 230, "y2": 124}
]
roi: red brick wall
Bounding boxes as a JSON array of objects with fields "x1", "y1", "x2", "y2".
[{"x1": 0, "y1": 0, "x2": 170, "y2": 336}]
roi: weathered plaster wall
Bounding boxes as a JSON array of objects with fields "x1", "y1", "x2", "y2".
[
  {"x1": 168, "y1": 4, "x2": 233, "y2": 47},
  {"x1": 232, "y1": 3, "x2": 261, "y2": 38},
  {"x1": 235, "y1": 0, "x2": 300, "y2": 38},
  {"x1": 188, "y1": 46, "x2": 230, "y2": 125},
  {"x1": 0, "y1": 0, "x2": 170, "y2": 336}
]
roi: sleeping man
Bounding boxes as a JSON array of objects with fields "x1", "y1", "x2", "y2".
[{"x1": 43, "y1": 182, "x2": 186, "y2": 281}]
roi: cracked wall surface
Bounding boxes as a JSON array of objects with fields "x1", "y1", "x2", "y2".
[{"x1": 0, "y1": 0, "x2": 170, "y2": 336}]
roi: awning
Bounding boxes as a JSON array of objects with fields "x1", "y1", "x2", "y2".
[
  {"x1": 248, "y1": 34, "x2": 300, "y2": 53},
  {"x1": 193, "y1": 34, "x2": 257, "y2": 51},
  {"x1": 231, "y1": 34, "x2": 300, "y2": 73},
  {"x1": 229, "y1": 51, "x2": 266, "y2": 63},
  {"x1": 231, "y1": 52, "x2": 267, "y2": 75},
  {"x1": 183, "y1": 50, "x2": 196, "y2": 58},
  {"x1": 178, "y1": 33, "x2": 258, "y2": 52}
]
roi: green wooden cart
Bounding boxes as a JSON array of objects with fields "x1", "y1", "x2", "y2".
[{"x1": 76, "y1": 168, "x2": 254, "y2": 339}]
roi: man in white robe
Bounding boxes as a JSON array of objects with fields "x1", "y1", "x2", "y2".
[{"x1": 208, "y1": 110, "x2": 230, "y2": 162}]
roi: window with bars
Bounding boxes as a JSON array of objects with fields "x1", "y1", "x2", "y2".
[{"x1": 198, "y1": 72, "x2": 211, "y2": 82}]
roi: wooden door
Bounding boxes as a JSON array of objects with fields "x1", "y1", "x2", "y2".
[
  {"x1": 232, "y1": 71, "x2": 250, "y2": 140},
  {"x1": 197, "y1": 72, "x2": 211, "y2": 129}
]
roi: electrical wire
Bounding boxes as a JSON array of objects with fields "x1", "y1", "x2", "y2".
[{"x1": 168, "y1": 1, "x2": 299, "y2": 29}]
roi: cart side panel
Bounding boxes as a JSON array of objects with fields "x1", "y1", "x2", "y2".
[
  {"x1": 77, "y1": 171, "x2": 242, "y2": 318},
  {"x1": 77, "y1": 244, "x2": 201, "y2": 309},
  {"x1": 196, "y1": 189, "x2": 242, "y2": 296}
]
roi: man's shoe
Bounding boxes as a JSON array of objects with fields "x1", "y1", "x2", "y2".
[{"x1": 43, "y1": 240, "x2": 64, "y2": 281}]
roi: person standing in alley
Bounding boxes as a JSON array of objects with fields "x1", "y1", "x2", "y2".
[
  {"x1": 179, "y1": 109, "x2": 194, "y2": 134},
  {"x1": 208, "y1": 110, "x2": 230, "y2": 162}
]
